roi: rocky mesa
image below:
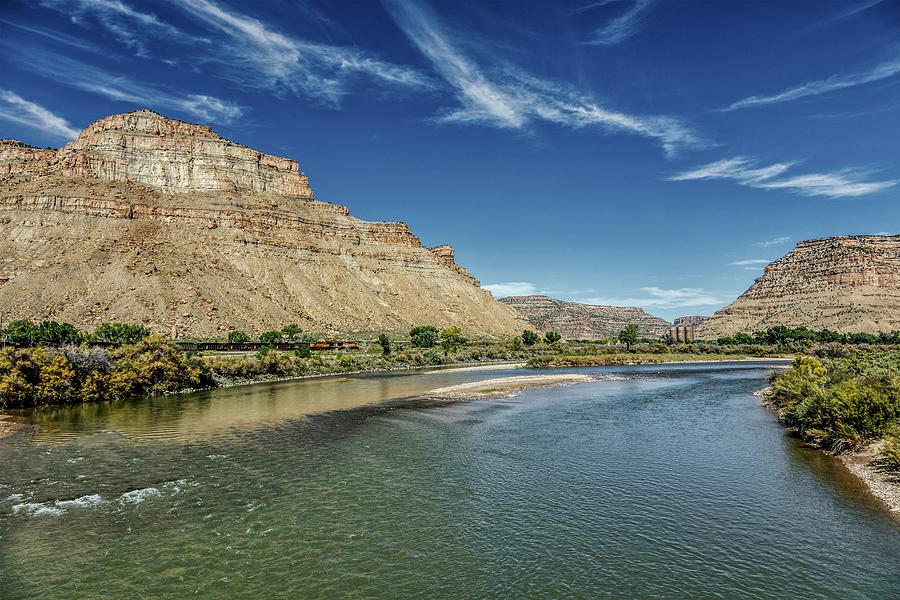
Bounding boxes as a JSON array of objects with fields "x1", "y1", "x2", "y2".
[
  {"x1": 0, "y1": 110, "x2": 530, "y2": 338},
  {"x1": 699, "y1": 235, "x2": 900, "y2": 338},
  {"x1": 500, "y1": 295, "x2": 670, "y2": 340}
]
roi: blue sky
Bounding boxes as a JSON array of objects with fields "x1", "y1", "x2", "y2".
[{"x1": 2, "y1": 0, "x2": 898, "y2": 321}]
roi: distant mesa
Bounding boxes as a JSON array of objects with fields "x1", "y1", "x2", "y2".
[
  {"x1": 0, "y1": 110, "x2": 529, "y2": 337},
  {"x1": 500, "y1": 295, "x2": 670, "y2": 340},
  {"x1": 673, "y1": 316, "x2": 708, "y2": 327},
  {"x1": 699, "y1": 235, "x2": 900, "y2": 337}
]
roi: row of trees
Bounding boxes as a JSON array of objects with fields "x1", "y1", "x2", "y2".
[
  {"x1": 715, "y1": 326, "x2": 900, "y2": 346},
  {"x1": 407, "y1": 326, "x2": 467, "y2": 355},
  {"x1": 227, "y1": 324, "x2": 309, "y2": 344},
  {"x1": 408, "y1": 325, "x2": 562, "y2": 353},
  {"x1": 1, "y1": 320, "x2": 151, "y2": 346}
]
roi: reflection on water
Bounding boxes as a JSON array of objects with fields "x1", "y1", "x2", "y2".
[
  {"x1": 14, "y1": 365, "x2": 528, "y2": 443},
  {"x1": 1, "y1": 361, "x2": 898, "y2": 599}
]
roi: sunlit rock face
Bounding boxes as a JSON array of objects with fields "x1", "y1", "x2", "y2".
[
  {"x1": 0, "y1": 110, "x2": 528, "y2": 338},
  {"x1": 699, "y1": 236, "x2": 900, "y2": 337}
]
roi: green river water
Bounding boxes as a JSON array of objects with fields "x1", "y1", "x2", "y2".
[{"x1": 1, "y1": 362, "x2": 898, "y2": 598}]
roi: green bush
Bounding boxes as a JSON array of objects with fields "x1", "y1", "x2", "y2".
[
  {"x1": 3, "y1": 320, "x2": 83, "y2": 345},
  {"x1": 440, "y1": 327, "x2": 466, "y2": 355},
  {"x1": 0, "y1": 339, "x2": 212, "y2": 408},
  {"x1": 259, "y1": 330, "x2": 283, "y2": 345},
  {"x1": 522, "y1": 330, "x2": 539, "y2": 346},
  {"x1": 281, "y1": 324, "x2": 303, "y2": 341},
  {"x1": 228, "y1": 330, "x2": 251, "y2": 343},
  {"x1": 410, "y1": 325, "x2": 439, "y2": 348},
  {"x1": 93, "y1": 323, "x2": 151, "y2": 344},
  {"x1": 769, "y1": 351, "x2": 900, "y2": 457},
  {"x1": 377, "y1": 333, "x2": 391, "y2": 355}
]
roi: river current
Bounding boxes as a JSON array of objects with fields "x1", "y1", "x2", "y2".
[{"x1": 1, "y1": 362, "x2": 897, "y2": 598}]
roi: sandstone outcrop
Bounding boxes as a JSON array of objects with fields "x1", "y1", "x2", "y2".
[
  {"x1": 673, "y1": 316, "x2": 708, "y2": 327},
  {"x1": 0, "y1": 110, "x2": 530, "y2": 337},
  {"x1": 500, "y1": 295, "x2": 670, "y2": 340},
  {"x1": 698, "y1": 236, "x2": 900, "y2": 337}
]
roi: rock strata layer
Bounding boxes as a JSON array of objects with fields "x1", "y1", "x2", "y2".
[
  {"x1": 500, "y1": 295, "x2": 670, "y2": 339},
  {"x1": 674, "y1": 316, "x2": 708, "y2": 327},
  {"x1": 698, "y1": 236, "x2": 900, "y2": 337},
  {"x1": 0, "y1": 110, "x2": 529, "y2": 337}
]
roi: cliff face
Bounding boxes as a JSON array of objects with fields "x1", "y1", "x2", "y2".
[
  {"x1": 699, "y1": 236, "x2": 900, "y2": 337},
  {"x1": 0, "y1": 110, "x2": 529, "y2": 337},
  {"x1": 500, "y1": 295, "x2": 670, "y2": 339},
  {"x1": 673, "y1": 316, "x2": 708, "y2": 327}
]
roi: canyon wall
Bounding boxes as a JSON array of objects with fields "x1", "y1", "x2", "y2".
[
  {"x1": 0, "y1": 110, "x2": 529, "y2": 338},
  {"x1": 500, "y1": 295, "x2": 670, "y2": 340},
  {"x1": 698, "y1": 236, "x2": 900, "y2": 337}
]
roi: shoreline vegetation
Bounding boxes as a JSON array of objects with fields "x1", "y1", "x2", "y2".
[
  {"x1": 0, "y1": 322, "x2": 798, "y2": 413},
  {"x1": 761, "y1": 349, "x2": 900, "y2": 512}
]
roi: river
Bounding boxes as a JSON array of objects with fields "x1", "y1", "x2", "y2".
[{"x1": 1, "y1": 361, "x2": 897, "y2": 598}]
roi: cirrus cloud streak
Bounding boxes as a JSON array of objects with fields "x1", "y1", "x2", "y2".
[{"x1": 670, "y1": 156, "x2": 897, "y2": 198}]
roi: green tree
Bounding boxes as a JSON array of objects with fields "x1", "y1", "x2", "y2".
[
  {"x1": 733, "y1": 332, "x2": 754, "y2": 345},
  {"x1": 440, "y1": 327, "x2": 466, "y2": 355},
  {"x1": 522, "y1": 330, "x2": 539, "y2": 346},
  {"x1": 4, "y1": 320, "x2": 39, "y2": 345},
  {"x1": 617, "y1": 324, "x2": 639, "y2": 351},
  {"x1": 509, "y1": 335, "x2": 523, "y2": 351},
  {"x1": 280, "y1": 324, "x2": 303, "y2": 341},
  {"x1": 543, "y1": 331, "x2": 562, "y2": 344},
  {"x1": 259, "y1": 330, "x2": 283, "y2": 345},
  {"x1": 377, "y1": 333, "x2": 391, "y2": 355},
  {"x1": 409, "y1": 325, "x2": 439, "y2": 348},
  {"x1": 228, "y1": 330, "x2": 251, "y2": 343},
  {"x1": 92, "y1": 323, "x2": 150, "y2": 344}
]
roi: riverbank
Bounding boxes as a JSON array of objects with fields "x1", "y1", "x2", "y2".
[
  {"x1": 757, "y1": 370, "x2": 900, "y2": 514},
  {"x1": 527, "y1": 353, "x2": 791, "y2": 368},
  {"x1": 839, "y1": 442, "x2": 900, "y2": 513},
  {"x1": 426, "y1": 374, "x2": 594, "y2": 400}
]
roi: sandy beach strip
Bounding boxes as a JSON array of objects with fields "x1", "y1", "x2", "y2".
[{"x1": 426, "y1": 374, "x2": 593, "y2": 400}]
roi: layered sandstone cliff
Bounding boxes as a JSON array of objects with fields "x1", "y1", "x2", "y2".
[
  {"x1": 500, "y1": 295, "x2": 670, "y2": 340},
  {"x1": 698, "y1": 236, "x2": 900, "y2": 337},
  {"x1": 673, "y1": 316, "x2": 708, "y2": 327},
  {"x1": 0, "y1": 110, "x2": 529, "y2": 337}
]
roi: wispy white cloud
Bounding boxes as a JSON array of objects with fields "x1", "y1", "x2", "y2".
[
  {"x1": 38, "y1": 0, "x2": 203, "y2": 57},
  {"x1": 483, "y1": 282, "x2": 540, "y2": 297},
  {"x1": 173, "y1": 0, "x2": 433, "y2": 105},
  {"x1": 727, "y1": 259, "x2": 770, "y2": 266},
  {"x1": 754, "y1": 236, "x2": 791, "y2": 248},
  {"x1": 18, "y1": 50, "x2": 244, "y2": 124},
  {"x1": 0, "y1": 90, "x2": 79, "y2": 140},
  {"x1": 383, "y1": 0, "x2": 701, "y2": 156},
  {"x1": 670, "y1": 156, "x2": 897, "y2": 198},
  {"x1": 724, "y1": 55, "x2": 900, "y2": 111},
  {"x1": 577, "y1": 287, "x2": 725, "y2": 309},
  {"x1": 581, "y1": 0, "x2": 656, "y2": 46},
  {"x1": 0, "y1": 18, "x2": 102, "y2": 53},
  {"x1": 483, "y1": 281, "x2": 596, "y2": 298}
]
